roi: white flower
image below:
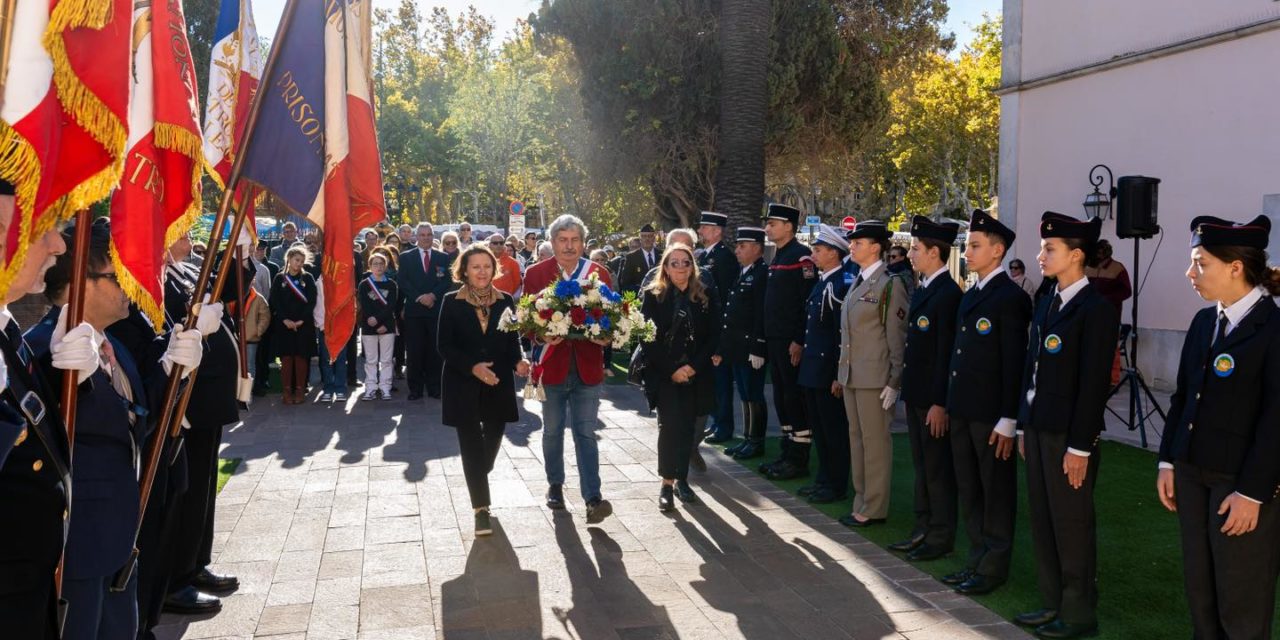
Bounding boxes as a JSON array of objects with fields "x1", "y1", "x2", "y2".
[
  {"x1": 533, "y1": 314, "x2": 547, "y2": 327},
  {"x1": 551, "y1": 311, "x2": 564, "y2": 323},
  {"x1": 573, "y1": 295, "x2": 587, "y2": 307},
  {"x1": 586, "y1": 288, "x2": 602, "y2": 303},
  {"x1": 535, "y1": 297, "x2": 549, "y2": 311},
  {"x1": 589, "y1": 323, "x2": 602, "y2": 336}
]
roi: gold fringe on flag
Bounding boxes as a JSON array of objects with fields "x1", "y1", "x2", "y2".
[
  {"x1": 154, "y1": 122, "x2": 205, "y2": 252},
  {"x1": 0, "y1": 125, "x2": 43, "y2": 300},
  {"x1": 109, "y1": 240, "x2": 165, "y2": 332}
]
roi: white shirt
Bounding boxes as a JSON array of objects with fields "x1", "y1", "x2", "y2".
[
  {"x1": 857, "y1": 260, "x2": 884, "y2": 283},
  {"x1": 1019, "y1": 277, "x2": 1092, "y2": 455},
  {"x1": 921, "y1": 266, "x2": 950, "y2": 289},
  {"x1": 820, "y1": 265, "x2": 843, "y2": 281},
  {"x1": 975, "y1": 266, "x2": 1006, "y2": 290}
]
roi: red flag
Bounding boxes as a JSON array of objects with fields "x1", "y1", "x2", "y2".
[
  {"x1": 0, "y1": 0, "x2": 131, "y2": 298},
  {"x1": 109, "y1": 0, "x2": 205, "y2": 329}
]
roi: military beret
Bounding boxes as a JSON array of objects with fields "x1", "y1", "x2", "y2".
[
  {"x1": 969, "y1": 209, "x2": 1015, "y2": 246},
  {"x1": 1040, "y1": 211, "x2": 1101, "y2": 243},
  {"x1": 1190, "y1": 215, "x2": 1271, "y2": 250},
  {"x1": 699, "y1": 211, "x2": 728, "y2": 227},
  {"x1": 909, "y1": 215, "x2": 959, "y2": 244}
]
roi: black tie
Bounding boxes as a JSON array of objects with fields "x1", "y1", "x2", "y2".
[
  {"x1": 854, "y1": 274, "x2": 864, "y2": 289},
  {"x1": 1047, "y1": 294, "x2": 1062, "y2": 326},
  {"x1": 1213, "y1": 311, "x2": 1229, "y2": 350}
]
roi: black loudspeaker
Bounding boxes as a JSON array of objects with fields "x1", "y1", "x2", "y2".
[{"x1": 1116, "y1": 175, "x2": 1161, "y2": 239}]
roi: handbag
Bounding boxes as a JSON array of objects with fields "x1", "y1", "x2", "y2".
[{"x1": 627, "y1": 343, "x2": 647, "y2": 387}]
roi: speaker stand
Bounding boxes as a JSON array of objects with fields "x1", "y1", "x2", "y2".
[{"x1": 1104, "y1": 236, "x2": 1165, "y2": 448}]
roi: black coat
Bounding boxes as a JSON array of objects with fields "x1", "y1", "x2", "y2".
[
  {"x1": 619, "y1": 248, "x2": 660, "y2": 294},
  {"x1": 901, "y1": 273, "x2": 963, "y2": 410},
  {"x1": 357, "y1": 276, "x2": 401, "y2": 336},
  {"x1": 764, "y1": 239, "x2": 816, "y2": 344},
  {"x1": 641, "y1": 286, "x2": 721, "y2": 414},
  {"x1": 716, "y1": 260, "x2": 768, "y2": 363},
  {"x1": 397, "y1": 247, "x2": 453, "y2": 319},
  {"x1": 270, "y1": 271, "x2": 318, "y2": 358},
  {"x1": 1161, "y1": 298, "x2": 1280, "y2": 502},
  {"x1": 698, "y1": 241, "x2": 737, "y2": 300},
  {"x1": 1017, "y1": 283, "x2": 1120, "y2": 451},
  {"x1": 437, "y1": 291, "x2": 523, "y2": 427},
  {"x1": 946, "y1": 272, "x2": 1032, "y2": 423}
]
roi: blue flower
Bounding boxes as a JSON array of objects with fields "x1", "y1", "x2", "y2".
[
  {"x1": 584, "y1": 315, "x2": 596, "y2": 325},
  {"x1": 598, "y1": 284, "x2": 622, "y2": 303},
  {"x1": 554, "y1": 280, "x2": 582, "y2": 298},
  {"x1": 600, "y1": 316, "x2": 611, "y2": 331}
]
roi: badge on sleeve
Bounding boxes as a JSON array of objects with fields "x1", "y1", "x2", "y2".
[
  {"x1": 916, "y1": 316, "x2": 930, "y2": 331},
  {"x1": 1213, "y1": 353, "x2": 1235, "y2": 378},
  {"x1": 976, "y1": 317, "x2": 993, "y2": 335},
  {"x1": 1044, "y1": 334, "x2": 1063, "y2": 354}
]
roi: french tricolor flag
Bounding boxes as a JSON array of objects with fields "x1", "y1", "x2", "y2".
[
  {"x1": 239, "y1": 0, "x2": 386, "y2": 362},
  {"x1": 203, "y1": 0, "x2": 263, "y2": 188}
]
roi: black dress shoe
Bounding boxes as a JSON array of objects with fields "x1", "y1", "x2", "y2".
[
  {"x1": 766, "y1": 461, "x2": 808, "y2": 481},
  {"x1": 658, "y1": 485, "x2": 675, "y2": 512},
  {"x1": 797, "y1": 484, "x2": 819, "y2": 497},
  {"x1": 163, "y1": 586, "x2": 222, "y2": 615},
  {"x1": 806, "y1": 488, "x2": 846, "y2": 504},
  {"x1": 585, "y1": 497, "x2": 613, "y2": 524},
  {"x1": 546, "y1": 484, "x2": 565, "y2": 510},
  {"x1": 838, "y1": 515, "x2": 886, "y2": 528},
  {"x1": 941, "y1": 568, "x2": 975, "y2": 586},
  {"x1": 906, "y1": 544, "x2": 951, "y2": 562},
  {"x1": 732, "y1": 441, "x2": 764, "y2": 460},
  {"x1": 674, "y1": 480, "x2": 697, "y2": 504},
  {"x1": 704, "y1": 431, "x2": 733, "y2": 444},
  {"x1": 1014, "y1": 608, "x2": 1059, "y2": 627},
  {"x1": 888, "y1": 531, "x2": 926, "y2": 553},
  {"x1": 191, "y1": 568, "x2": 239, "y2": 594},
  {"x1": 1034, "y1": 620, "x2": 1097, "y2": 639},
  {"x1": 723, "y1": 440, "x2": 745, "y2": 455},
  {"x1": 955, "y1": 574, "x2": 1005, "y2": 595},
  {"x1": 407, "y1": 392, "x2": 423, "y2": 401}
]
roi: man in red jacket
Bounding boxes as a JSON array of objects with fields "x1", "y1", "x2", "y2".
[{"x1": 524, "y1": 214, "x2": 615, "y2": 523}]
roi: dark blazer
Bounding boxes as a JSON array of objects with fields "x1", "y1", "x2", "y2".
[
  {"x1": 901, "y1": 272, "x2": 963, "y2": 410},
  {"x1": 947, "y1": 272, "x2": 1032, "y2": 423},
  {"x1": 437, "y1": 291, "x2": 523, "y2": 428},
  {"x1": 641, "y1": 286, "x2": 721, "y2": 413},
  {"x1": 619, "y1": 248, "x2": 660, "y2": 294},
  {"x1": 798, "y1": 269, "x2": 849, "y2": 388},
  {"x1": 698, "y1": 241, "x2": 737, "y2": 300},
  {"x1": 1161, "y1": 298, "x2": 1280, "y2": 502},
  {"x1": 358, "y1": 276, "x2": 401, "y2": 335},
  {"x1": 764, "y1": 239, "x2": 816, "y2": 344},
  {"x1": 166, "y1": 262, "x2": 244, "y2": 430},
  {"x1": 717, "y1": 260, "x2": 768, "y2": 363},
  {"x1": 397, "y1": 247, "x2": 453, "y2": 319},
  {"x1": 1017, "y1": 283, "x2": 1119, "y2": 452}
]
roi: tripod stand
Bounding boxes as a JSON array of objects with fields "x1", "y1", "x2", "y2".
[{"x1": 1105, "y1": 235, "x2": 1165, "y2": 448}]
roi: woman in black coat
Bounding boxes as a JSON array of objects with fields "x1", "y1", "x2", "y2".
[
  {"x1": 437, "y1": 244, "x2": 529, "y2": 536},
  {"x1": 269, "y1": 246, "x2": 318, "y2": 405},
  {"x1": 641, "y1": 243, "x2": 720, "y2": 512}
]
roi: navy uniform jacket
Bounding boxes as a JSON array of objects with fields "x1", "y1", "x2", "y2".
[
  {"x1": 947, "y1": 271, "x2": 1032, "y2": 423},
  {"x1": 698, "y1": 241, "x2": 737, "y2": 300},
  {"x1": 798, "y1": 268, "x2": 850, "y2": 388},
  {"x1": 764, "y1": 239, "x2": 816, "y2": 344},
  {"x1": 165, "y1": 262, "x2": 242, "y2": 430},
  {"x1": 397, "y1": 247, "x2": 453, "y2": 319},
  {"x1": 901, "y1": 272, "x2": 963, "y2": 410},
  {"x1": 1017, "y1": 283, "x2": 1119, "y2": 451},
  {"x1": 1161, "y1": 298, "x2": 1280, "y2": 502},
  {"x1": 717, "y1": 260, "x2": 768, "y2": 364},
  {"x1": 26, "y1": 321, "x2": 149, "y2": 579},
  {"x1": 0, "y1": 318, "x2": 70, "y2": 621}
]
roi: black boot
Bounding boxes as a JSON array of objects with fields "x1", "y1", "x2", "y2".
[
  {"x1": 733, "y1": 401, "x2": 768, "y2": 460},
  {"x1": 723, "y1": 401, "x2": 751, "y2": 454}
]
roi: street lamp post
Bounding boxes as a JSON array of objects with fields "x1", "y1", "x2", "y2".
[{"x1": 1084, "y1": 164, "x2": 1116, "y2": 220}]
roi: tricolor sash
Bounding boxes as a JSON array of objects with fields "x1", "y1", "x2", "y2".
[
  {"x1": 285, "y1": 275, "x2": 308, "y2": 303},
  {"x1": 366, "y1": 277, "x2": 388, "y2": 305}
]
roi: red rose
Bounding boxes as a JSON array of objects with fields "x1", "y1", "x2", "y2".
[
  {"x1": 570, "y1": 307, "x2": 587, "y2": 324},
  {"x1": 590, "y1": 307, "x2": 604, "y2": 320},
  {"x1": 539, "y1": 308, "x2": 554, "y2": 320},
  {"x1": 622, "y1": 303, "x2": 630, "y2": 314}
]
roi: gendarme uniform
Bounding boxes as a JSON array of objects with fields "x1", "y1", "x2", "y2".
[
  {"x1": 718, "y1": 227, "x2": 770, "y2": 459},
  {"x1": 698, "y1": 211, "x2": 740, "y2": 443},
  {"x1": 1161, "y1": 215, "x2": 1280, "y2": 640},
  {"x1": 946, "y1": 209, "x2": 1030, "y2": 594},
  {"x1": 760, "y1": 204, "x2": 817, "y2": 475},
  {"x1": 896, "y1": 216, "x2": 963, "y2": 560},
  {"x1": 792, "y1": 226, "x2": 852, "y2": 498},
  {"x1": 1018, "y1": 211, "x2": 1118, "y2": 633}
]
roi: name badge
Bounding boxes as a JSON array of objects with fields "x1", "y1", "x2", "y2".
[
  {"x1": 1044, "y1": 333, "x2": 1063, "y2": 354},
  {"x1": 858, "y1": 294, "x2": 879, "y2": 303},
  {"x1": 1213, "y1": 353, "x2": 1235, "y2": 378},
  {"x1": 976, "y1": 317, "x2": 993, "y2": 335}
]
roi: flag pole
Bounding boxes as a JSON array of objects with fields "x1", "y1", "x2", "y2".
[
  {"x1": 0, "y1": 0, "x2": 18, "y2": 101},
  {"x1": 53, "y1": 209, "x2": 92, "y2": 597},
  {"x1": 112, "y1": 0, "x2": 301, "y2": 591}
]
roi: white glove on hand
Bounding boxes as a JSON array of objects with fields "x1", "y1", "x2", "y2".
[
  {"x1": 51, "y1": 305, "x2": 103, "y2": 385},
  {"x1": 0, "y1": 349, "x2": 8, "y2": 392},
  {"x1": 748, "y1": 355, "x2": 765, "y2": 370},
  {"x1": 161, "y1": 324, "x2": 203, "y2": 377},
  {"x1": 879, "y1": 386, "x2": 900, "y2": 411},
  {"x1": 193, "y1": 295, "x2": 224, "y2": 336}
]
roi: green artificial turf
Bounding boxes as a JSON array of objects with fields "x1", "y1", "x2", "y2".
[
  {"x1": 725, "y1": 434, "x2": 1279, "y2": 639},
  {"x1": 216, "y1": 458, "x2": 241, "y2": 494}
]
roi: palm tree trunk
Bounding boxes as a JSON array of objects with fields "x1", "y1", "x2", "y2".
[{"x1": 713, "y1": 0, "x2": 771, "y2": 231}]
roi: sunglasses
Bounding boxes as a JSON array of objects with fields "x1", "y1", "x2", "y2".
[
  {"x1": 665, "y1": 259, "x2": 693, "y2": 268},
  {"x1": 88, "y1": 271, "x2": 120, "y2": 285},
  {"x1": 444, "y1": 240, "x2": 458, "y2": 245}
]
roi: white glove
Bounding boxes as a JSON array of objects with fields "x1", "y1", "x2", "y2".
[
  {"x1": 193, "y1": 295, "x2": 224, "y2": 336},
  {"x1": 161, "y1": 324, "x2": 203, "y2": 377},
  {"x1": 0, "y1": 348, "x2": 8, "y2": 392},
  {"x1": 748, "y1": 354, "x2": 765, "y2": 370},
  {"x1": 50, "y1": 305, "x2": 102, "y2": 385},
  {"x1": 880, "y1": 386, "x2": 900, "y2": 411}
]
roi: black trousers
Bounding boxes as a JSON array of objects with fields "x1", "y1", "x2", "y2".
[
  {"x1": 403, "y1": 315, "x2": 441, "y2": 395},
  {"x1": 1174, "y1": 462, "x2": 1280, "y2": 640},
  {"x1": 137, "y1": 447, "x2": 187, "y2": 639},
  {"x1": 170, "y1": 425, "x2": 223, "y2": 589},
  {"x1": 950, "y1": 417, "x2": 1016, "y2": 580},
  {"x1": 253, "y1": 327, "x2": 272, "y2": 390},
  {"x1": 455, "y1": 421, "x2": 506, "y2": 509},
  {"x1": 804, "y1": 386, "x2": 849, "y2": 496},
  {"x1": 0, "y1": 576, "x2": 58, "y2": 640},
  {"x1": 766, "y1": 338, "x2": 807, "y2": 442},
  {"x1": 1025, "y1": 429, "x2": 1099, "y2": 626},
  {"x1": 344, "y1": 330, "x2": 358, "y2": 384},
  {"x1": 906, "y1": 405, "x2": 957, "y2": 549},
  {"x1": 656, "y1": 382, "x2": 699, "y2": 481}
]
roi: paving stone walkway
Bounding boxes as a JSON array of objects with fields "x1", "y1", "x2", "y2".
[{"x1": 154, "y1": 381, "x2": 1030, "y2": 640}]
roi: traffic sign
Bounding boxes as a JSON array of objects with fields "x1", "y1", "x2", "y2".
[
  {"x1": 509, "y1": 212, "x2": 525, "y2": 236},
  {"x1": 841, "y1": 216, "x2": 857, "y2": 230},
  {"x1": 805, "y1": 215, "x2": 821, "y2": 227},
  {"x1": 510, "y1": 200, "x2": 525, "y2": 216}
]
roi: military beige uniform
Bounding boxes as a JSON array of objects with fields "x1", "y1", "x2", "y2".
[{"x1": 837, "y1": 261, "x2": 909, "y2": 519}]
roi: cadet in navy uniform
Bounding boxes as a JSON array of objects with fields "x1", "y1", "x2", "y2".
[
  {"x1": 793, "y1": 226, "x2": 852, "y2": 500},
  {"x1": 697, "y1": 211, "x2": 740, "y2": 443},
  {"x1": 1014, "y1": 211, "x2": 1117, "y2": 639},
  {"x1": 759, "y1": 204, "x2": 817, "y2": 476},
  {"x1": 891, "y1": 216, "x2": 963, "y2": 562},
  {"x1": 0, "y1": 181, "x2": 70, "y2": 640},
  {"x1": 26, "y1": 220, "x2": 204, "y2": 640},
  {"x1": 716, "y1": 227, "x2": 770, "y2": 459},
  {"x1": 944, "y1": 209, "x2": 1031, "y2": 596},
  {"x1": 1158, "y1": 215, "x2": 1280, "y2": 640}
]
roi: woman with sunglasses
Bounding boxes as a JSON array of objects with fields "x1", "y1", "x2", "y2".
[
  {"x1": 640, "y1": 244, "x2": 721, "y2": 511},
  {"x1": 1008, "y1": 258, "x2": 1038, "y2": 298}
]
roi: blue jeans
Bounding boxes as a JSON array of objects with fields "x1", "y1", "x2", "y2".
[
  {"x1": 732, "y1": 363, "x2": 767, "y2": 403},
  {"x1": 317, "y1": 331, "x2": 348, "y2": 394},
  {"x1": 541, "y1": 374, "x2": 603, "y2": 502}
]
